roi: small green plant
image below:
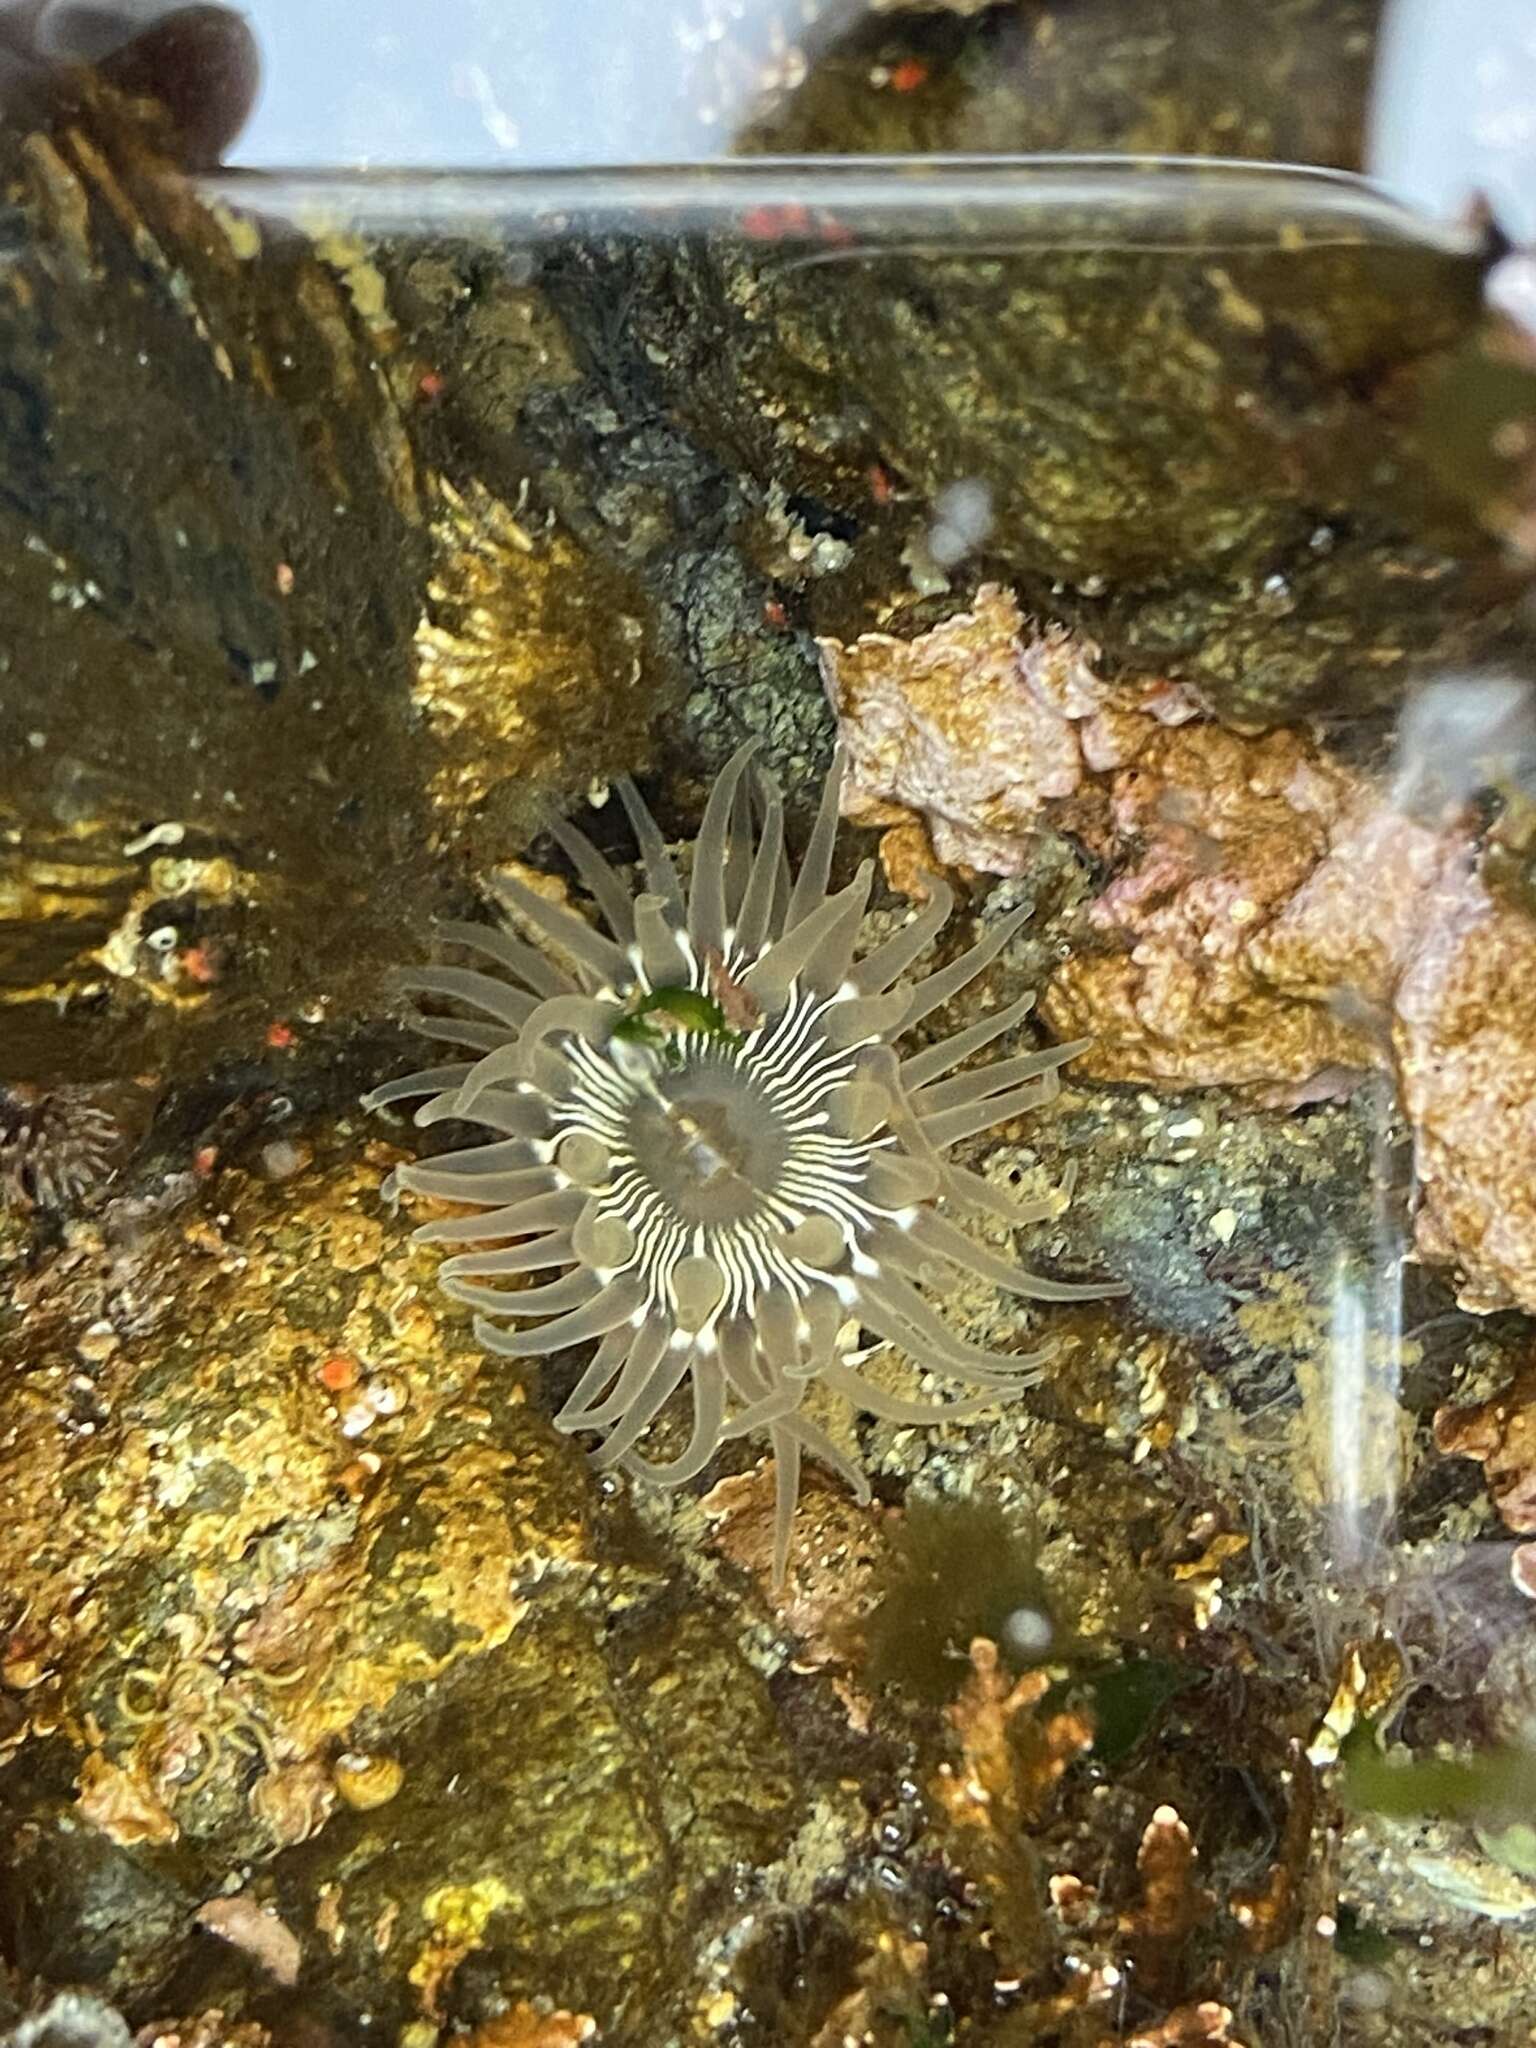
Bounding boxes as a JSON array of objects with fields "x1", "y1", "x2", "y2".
[
  {"x1": 1333, "y1": 1904, "x2": 1396, "y2": 1966},
  {"x1": 1054, "y1": 1654, "x2": 1202, "y2": 1766},
  {"x1": 905, "y1": 2011, "x2": 954, "y2": 2047}
]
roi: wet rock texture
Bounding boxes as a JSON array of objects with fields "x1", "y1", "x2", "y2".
[
  {"x1": 822, "y1": 591, "x2": 1536, "y2": 1318},
  {"x1": 743, "y1": 0, "x2": 1384, "y2": 167},
  {"x1": 0, "y1": 91, "x2": 421, "y2": 1086},
  {"x1": 0, "y1": 1130, "x2": 798, "y2": 2039},
  {"x1": 614, "y1": 203, "x2": 1531, "y2": 730},
  {"x1": 0, "y1": 85, "x2": 655, "y2": 1094},
  {"x1": 4, "y1": 2, "x2": 1536, "y2": 2046}
]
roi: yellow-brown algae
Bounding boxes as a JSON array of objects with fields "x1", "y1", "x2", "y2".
[
  {"x1": 413, "y1": 476, "x2": 650, "y2": 812},
  {"x1": 0, "y1": 1131, "x2": 592, "y2": 1848}
]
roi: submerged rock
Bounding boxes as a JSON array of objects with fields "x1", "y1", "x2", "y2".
[
  {"x1": 271, "y1": 1602, "x2": 796, "y2": 2034},
  {"x1": 821, "y1": 586, "x2": 1536, "y2": 1314},
  {"x1": 0, "y1": 1127, "x2": 799, "y2": 2038},
  {"x1": 0, "y1": 1990, "x2": 133, "y2": 2048},
  {"x1": 6, "y1": 2, "x2": 1536, "y2": 2039},
  {"x1": 623, "y1": 205, "x2": 1533, "y2": 726},
  {"x1": 1395, "y1": 865, "x2": 1536, "y2": 1314},
  {"x1": 0, "y1": 79, "x2": 654, "y2": 1093},
  {"x1": 743, "y1": 0, "x2": 1384, "y2": 168}
]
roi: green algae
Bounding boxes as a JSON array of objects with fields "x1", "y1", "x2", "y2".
[
  {"x1": 1341, "y1": 1720, "x2": 1536, "y2": 1830},
  {"x1": 611, "y1": 983, "x2": 742, "y2": 1061},
  {"x1": 1053, "y1": 1654, "x2": 1203, "y2": 1768}
]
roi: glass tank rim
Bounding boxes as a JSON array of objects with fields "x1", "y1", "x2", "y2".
[{"x1": 194, "y1": 151, "x2": 1475, "y2": 256}]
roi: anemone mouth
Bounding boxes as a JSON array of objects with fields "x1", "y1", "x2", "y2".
[
  {"x1": 622, "y1": 1048, "x2": 795, "y2": 1225},
  {"x1": 366, "y1": 741, "x2": 1122, "y2": 1584},
  {"x1": 552, "y1": 974, "x2": 884, "y2": 1325}
]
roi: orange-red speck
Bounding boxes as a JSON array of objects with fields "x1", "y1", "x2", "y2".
[
  {"x1": 318, "y1": 1353, "x2": 360, "y2": 1393},
  {"x1": 266, "y1": 1020, "x2": 296, "y2": 1051},
  {"x1": 889, "y1": 59, "x2": 929, "y2": 93},
  {"x1": 193, "y1": 1144, "x2": 219, "y2": 1177},
  {"x1": 868, "y1": 463, "x2": 895, "y2": 505},
  {"x1": 416, "y1": 368, "x2": 446, "y2": 402},
  {"x1": 762, "y1": 598, "x2": 788, "y2": 629},
  {"x1": 180, "y1": 944, "x2": 218, "y2": 985}
]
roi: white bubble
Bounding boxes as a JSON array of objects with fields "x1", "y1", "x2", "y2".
[
  {"x1": 927, "y1": 479, "x2": 994, "y2": 569},
  {"x1": 1001, "y1": 1604, "x2": 1054, "y2": 1657},
  {"x1": 1391, "y1": 673, "x2": 1536, "y2": 816}
]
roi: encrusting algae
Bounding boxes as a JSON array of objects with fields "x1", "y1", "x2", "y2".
[{"x1": 368, "y1": 743, "x2": 1121, "y2": 1579}]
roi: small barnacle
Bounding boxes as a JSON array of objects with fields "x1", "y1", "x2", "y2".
[{"x1": 366, "y1": 745, "x2": 1120, "y2": 1581}]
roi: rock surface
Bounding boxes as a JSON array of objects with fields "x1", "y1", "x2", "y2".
[
  {"x1": 5, "y1": 4, "x2": 1536, "y2": 2045},
  {"x1": 822, "y1": 591, "x2": 1536, "y2": 1314}
]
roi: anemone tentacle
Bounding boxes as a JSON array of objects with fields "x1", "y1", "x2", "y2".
[{"x1": 365, "y1": 741, "x2": 1121, "y2": 1582}]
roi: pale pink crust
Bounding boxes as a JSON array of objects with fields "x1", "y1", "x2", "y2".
[
  {"x1": 1045, "y1": 723, "x2": 1383, "y2": 1093},
  {"x1": 820, "y1": 585, "x2": 1536, "y2": 1314},
  {"x1": 1394, "y1": 863, "x2": 1536, "y2": 1312},
  {"x1": 820, "y1": 587, "x2": 1206, "y2": 879},
  {"x1": 193, "y1": 1894, "x2": 303, "y2": 1988},
  {"x1": 1054, "y1": 737, "x2": 1536, "y2": 1309},
  {"x1": 1252, "y1": 797, "x2": 1460, "y2": 1011},
  {"x1": 820, "y1": 585, "x2": 1095, "y2": 874}
]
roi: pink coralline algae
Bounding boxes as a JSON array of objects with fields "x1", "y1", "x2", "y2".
[
  {"x1": 818, "y1": 590, "x2": 1536, "y2": 1316},
  {"x1": 1048, "y1": 733, "x2": 1536, "y2": 1314},
  {"x1": 818, "y1": 584, "x2": 1195, "y2": 878},
  {"x1": 1049, "y1": 726, "x2": 1472, "y2": 1100},
  {"x1": 1393, "y1": 859, "x2": 1536, "y2": 1314}
]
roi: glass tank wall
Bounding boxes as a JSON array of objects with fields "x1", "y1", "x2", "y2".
[{"x1": 1, "y1": 4, "x2": 1535, "y2": 2045}]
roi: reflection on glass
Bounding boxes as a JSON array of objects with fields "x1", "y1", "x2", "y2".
[{"x1": 2, "y1": 12, "x2": 1536, "y2": 2045}]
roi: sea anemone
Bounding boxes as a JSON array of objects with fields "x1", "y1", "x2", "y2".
[
  {"x1": 0, "y1": 1084, "x2": 125, "y2": 1212},
  {"x1": 366, "y1": 745, "x2": 1116, "y2": 1581}
]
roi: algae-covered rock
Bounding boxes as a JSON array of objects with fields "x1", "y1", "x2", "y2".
[
  {"x1": 0, "y1": 1806, "x2": 191, "y2": 2008},
  {"x1": 0, "y1": 1129, "x2": 595, "y2": 1858},
  {"x1": 0, "y1": 1123, "x2": 801, "y2": 2040},
  {"x1": 617, "y1": 1602, "x2": 802, "y2": 1880},
  {"x1": 743, "y1": 0, "x2": 1384, "y2": 170},
  {"x1": 0, "y1": 86, "x2": 426, "y2": 1085},
  {"x1": 617, "y1": 207, "x2": 1531, "y2": 725},
  {"x1": 275, "y1": 1602, "x2": 798, "y2": 2037},
  {"x1": 273, "y1": 1607, "x2": 669, "y2": 2031},
  {"x1": 0, "y1": 83, "x2": 656, "y2": 1091}
]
